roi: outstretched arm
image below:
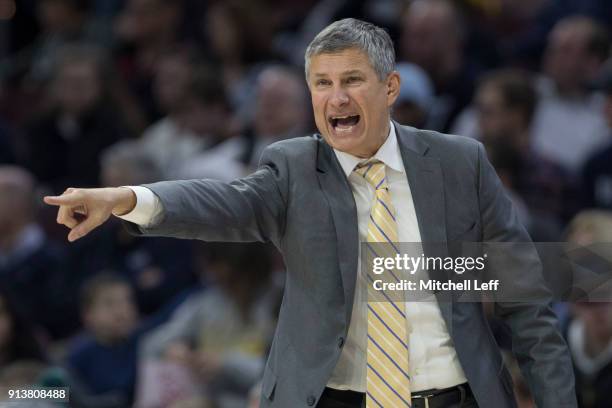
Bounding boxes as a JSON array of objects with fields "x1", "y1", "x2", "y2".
[{"x1": 45, "y1": 144, "x2": 289, "y2": 247}]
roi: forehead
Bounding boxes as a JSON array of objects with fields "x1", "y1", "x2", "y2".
[
  {"x1": 550, "y1": 23, "x2": 590, "y2": 47},
  {"x1": 308, "y1": 48, "x2": 376, "y2": 77}
]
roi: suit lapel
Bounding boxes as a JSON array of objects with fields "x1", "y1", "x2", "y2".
[
  {"x1": 316, "y1": 137, "x2": 359, "y2": 324},
  {"x1": 395, "y1": 123, "x2": 453, "y2": 328}
]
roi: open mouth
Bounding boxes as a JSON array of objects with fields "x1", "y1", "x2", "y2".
[{"x1": 328, "y1": 114, "x2": 361, "y2": 132}]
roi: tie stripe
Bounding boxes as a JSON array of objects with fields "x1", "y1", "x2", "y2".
[{"x1": 354, "y1": 160, "x2": 411, "y2": 408}]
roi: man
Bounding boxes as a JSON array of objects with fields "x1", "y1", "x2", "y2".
[
  {"x1": 176, "y1": 64, "x2": 310, "y2": 181},
  {"x1": 45, "y1": 19, "x2": 576, "y2": 408},
  {"x1": 473, "y1": 69, "x2": 569, "y2": 230},
  {"x1": 0, "y1": 166, "x2": 71, "y2": 339},
  {"x1": 531, "y1": 15, "x2": 610, "y2": 174},
  {"x1": 399, "y1": 0, "x2": 481, "y2": 132},
  {"x1": 582, "y1": 61, "x2": 612, "y2": 210},
  {"x1": 23, "y1": 44, "x2": 130, "y2": 193},
  {"x1": 139, "y1": 54, "x2": 233, "y2": 179}
]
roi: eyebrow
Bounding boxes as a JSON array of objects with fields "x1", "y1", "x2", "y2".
[
  {"x1": 311, "y1": 70, "x2": 366, "y2": 77},
  {"x1": 342, "y1": 70, "x2": 365, "y2": 76}
]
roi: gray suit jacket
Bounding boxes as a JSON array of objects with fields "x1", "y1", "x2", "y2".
[{"x1": 128, "y1": 123, "x2": 577, "y2": 408}]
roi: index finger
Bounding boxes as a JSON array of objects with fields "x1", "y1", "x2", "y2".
[{"x1": 43, "y1": 193, "x2": 80, "y2": 206}]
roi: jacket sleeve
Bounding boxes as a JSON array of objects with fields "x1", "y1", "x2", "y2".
[
  {"x1": 476, "y1": 142, "x2": 577, "y2": 408},
  {"x1": 123, "y1": 144, "x2": 289, "y2": 248}
]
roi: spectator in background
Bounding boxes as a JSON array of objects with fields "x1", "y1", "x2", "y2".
[
  {"x1": 177, "y1": 64, "x2": 310, "y2": 181},
  {"x1": 66, "y1": 273, "x2": 153, "y2": 407},
  {"x1": 0, "y1": 287, "x2": 47, "y2": 366},
  {"x1": 392, "y1": 62, "x2": 434, "y2": 129},
  {"x1": 399, "y1": 0, "x2": 481, "y2": 132},
  {"x1": 114, "y1": 0, "x2": 186, "y2": 121},
  {"x1": 201, "y1": 0, "x2": 280, "y2": 120},
  {"x1": 139, "y1": 55, "x2": 234, "y2": 178},
  {"x1": 0, "y1": 166, "x2": 72, "y2": 339},
  {"x1": 501, "y1": 0, "x2": 612, "y2": 69},
  {"x1": 474, "y1": 70, "x2": 570, "y2": 226},
  {"x1": 531, "y1": 15, "x2": 610, "y2": 173},
  {"x1": 582, "y1": 61, "x2": 612, "y2": 210},
  {"x1": 65, "y1": 140, "x2": 197, "y2": 316},
  {"x1": 138, "y1": 243, "x2": 278, "y2": 408},
  {"x1": 564, "y1": 210, "x2": 612, "y2": 408},
  {"x1": 0, "y1": 0, "x2": 109, "y2": 86},
  {"x1": 0, "y1": 288, "x2": 54, "y2": 407},
  {"x1": 21, "y1": 44, "x2": 132, "y2": 193}
]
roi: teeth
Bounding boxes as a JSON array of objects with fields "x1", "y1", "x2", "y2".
[{"x1": 335, "y1": 125, "x2": 354, "y2": 133}]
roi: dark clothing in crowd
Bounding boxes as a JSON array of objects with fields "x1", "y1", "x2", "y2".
[
  {"x1": 22, "y1": 105, "x2": 129, "y2": 192},
  {"x1": 0, "y1": 227, "x2": 73, "y2": 339},
  {"x1": 582, "y1": 142, "x2": 612, "y2": 210},
  {"x1": 516, "y1": 152, "x2": 574, "y2": 220},
  {"x1": 67, "y1": 220, "x2": 198, "y2": 315},
  {"x1": 67, "y1": 328, "x2": 144, "y2": 406},
  {"x1": 575, "y1": 361, "x2": 612, "y2": 408},
  {"x1": 0, "y1": 123, "x2": 16, "y2": 164},
  {"x1": 431, "y1": 62, "x2": 481, "y2": 133}
]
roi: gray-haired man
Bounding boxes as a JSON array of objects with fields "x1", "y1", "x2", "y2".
[{"x1": 45, "y1": 19, "x2": 576, "y2": 408}]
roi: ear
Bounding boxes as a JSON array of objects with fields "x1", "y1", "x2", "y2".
[{"x1": 386, "y1": 71, "x2": 401, "y2": 106}]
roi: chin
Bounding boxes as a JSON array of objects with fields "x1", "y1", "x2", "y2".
[{"x1": 332, "y1": 135, "x2": 371, "y2": 157}]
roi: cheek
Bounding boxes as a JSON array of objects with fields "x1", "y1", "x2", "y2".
[
  {"x1": 311, "y1": 96, "x2": 327, "y2": 123},
  {"x1": 358, "y1": 90, "x2": 385, "y2": 121}
]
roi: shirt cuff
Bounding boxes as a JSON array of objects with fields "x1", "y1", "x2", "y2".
[{"x1": 114, "y1": 186, "x2": 162, "y2": 228}]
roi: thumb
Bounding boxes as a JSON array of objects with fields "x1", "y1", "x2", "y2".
[{"x1": 44, "y1": 194, "x2": 81, "y2": 206}]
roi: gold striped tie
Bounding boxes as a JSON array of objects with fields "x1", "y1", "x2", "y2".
[{"x1": 354, "y1": 160, "x2": 412, "y2": 408}]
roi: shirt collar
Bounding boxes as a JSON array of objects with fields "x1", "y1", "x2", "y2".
[{"x1": 334, "y1": 121, "x2": 405, "y2": 177}]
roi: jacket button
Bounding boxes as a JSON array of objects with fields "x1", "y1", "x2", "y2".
[
  {"x1": 338, "y1": 337, "x2": 345, "y2": 348},
  {"x1": 307, "y1": 395, "x2": 316, "y2": 406}
]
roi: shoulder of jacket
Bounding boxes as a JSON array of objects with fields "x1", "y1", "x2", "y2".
[{"x1": 263, "y1": 134, "x2": 320, "y2": 158}]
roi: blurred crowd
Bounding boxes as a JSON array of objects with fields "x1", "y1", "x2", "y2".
[{"x1": 0, "y1": 0, "x2": 612, "y2": 407}]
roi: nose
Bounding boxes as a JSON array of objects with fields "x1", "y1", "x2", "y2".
[{"x1": 330, "y1": 86, "x2": 349, "y2": 109}]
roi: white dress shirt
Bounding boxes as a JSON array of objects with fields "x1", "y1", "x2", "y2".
[{"x1": 117, "y1": 122, "x2": 467, "y2": 392}]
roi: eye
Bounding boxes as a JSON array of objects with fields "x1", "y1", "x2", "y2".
[
  {"x1": 315, "y1": 79, "x2": 331, "y2": 86},
  {"x1": 346, "y1": 76, "x2": 363, "y2": 84}
]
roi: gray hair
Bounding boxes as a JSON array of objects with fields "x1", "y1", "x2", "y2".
[{"x1": 304, "y1": 18, "x2": 395, "y2": 81}]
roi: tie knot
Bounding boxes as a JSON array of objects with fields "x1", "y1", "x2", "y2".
[{"x1": 354, "y1": 160, "x2": 388, "y2": 190}]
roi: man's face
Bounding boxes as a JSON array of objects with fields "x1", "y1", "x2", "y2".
[
  {"x1": 307, "y1": 48, "x2": 400, "y2": 158},
  {"x1": 543, "y1": 22, "x2": 594, "y2": 92},
  {"x1": 154, "y1": 53, "x2": 192, "y2": 114},
  {"x1": 254, "y1": 72, "x2": 307, "y2": 139},
  {"x1": 53, "y1": 61, "x2": 101, "y2": 116},
  {"x1": 400, "y1": 3, "x2": 457, "y2": 74},
  {"x1": 476, "y1": 84, "x2": 522, "y2": 143}
]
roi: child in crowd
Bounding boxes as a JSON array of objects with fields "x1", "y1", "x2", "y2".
[
  {"x1": 66, "y1": 273, "x2": 151, "y2": 407},
  {"x1": 137, "y1": 243, "x2": 280, "y2": 408}
]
